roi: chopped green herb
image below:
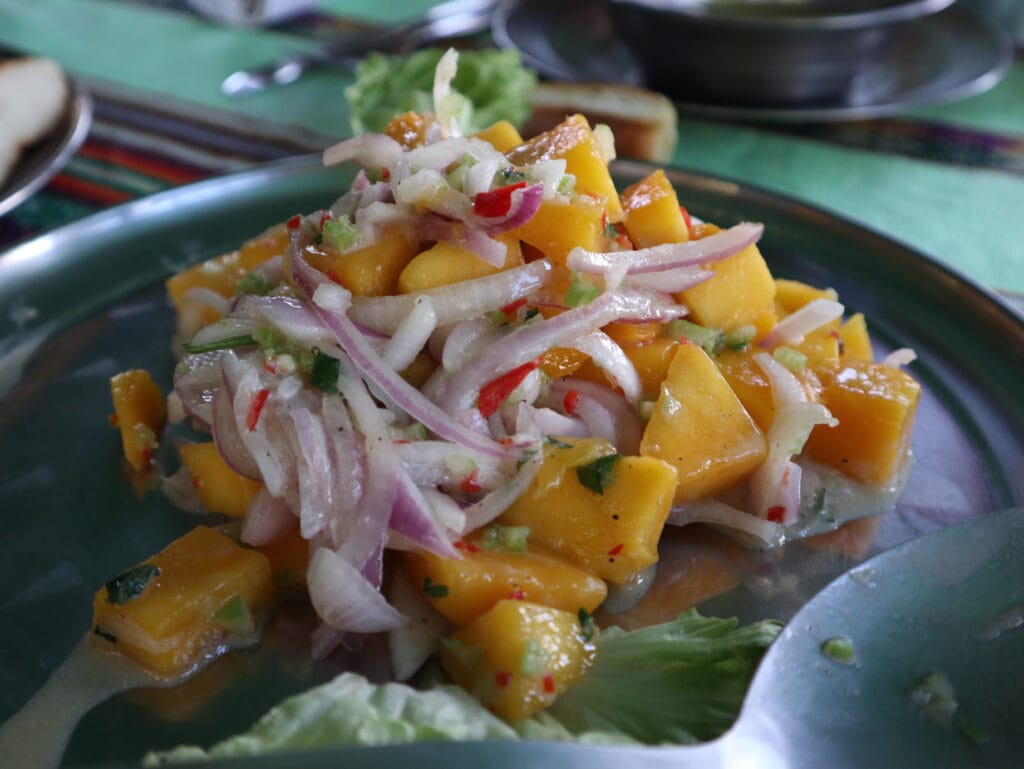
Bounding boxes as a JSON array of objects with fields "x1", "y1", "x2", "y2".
[
  {"x1": 577, "y1": 454, "x2": 621, "y2": 495},
  {"x1": 577, "y1": 608, "x2": 596, "y2": 642},
  {"x1": 544, "y1": 436, "x2": 574, "y2": 449},
  {"x1": 93, "y1": 627, "x2": 118, "y2": 644},
  {"x1": 322, "y1": 216, "x2": 360, "y2": 253},
  {"x1": 556, "y1": 174, "x2": 576, "y2": 196},
  {"x1": 773, "y1": 345, "x2": 808, "y2": 373},
  {"x1": 439, "y1": 636, "x2": 484, "y2": 669},
  {"x1": 105, "y1": 563, "x2": 160, "y2": 605},
  {"x1": 182, "y1": 334, "x2": 257, "y2": 354},
  {"x1": 911, "y1": 671, "x2": 958, "y2": 729},
  {"x1": 234, "y1": 271, "x2": 272, "y2": 297},
  {"x1": 956, "y1": 717, "x2": 990, "y2": 746},
  {"x1": 723, "y1": 325, "x2": 757, "y2": 350},
  {"x1": 820, "y1": 636, "x2": 856, "y2": 665},
  {"x1": 253, "y1": 326, "x2": 285, "y2": 350},
  {"x1": 520, "y1": 639, "x2": 549, "y2": 676},
  {"x1": 498, "y1": 167, "x2": 526, "y2": 185},
  {"x1": 665, "y1": 319, "x2": 721, "y2": 355},
  {"x1": 310, "y1": 350, "x2": 341, "y2": 393},
  {"x1": 213, "y1": 595, "x2": 255, "y2": 635},
  {"x1": 423, "y1": 577, "x2": 449, "y2": 598},
  {"x1": 403, "y1": 423, "x2": 429, "y2": 441},
  {"x1": 565, "y1": 272, "x2": 601, "y2": 308},
  {"x1": 480, "y1": 525, "x2": 531, "y2": 552}
]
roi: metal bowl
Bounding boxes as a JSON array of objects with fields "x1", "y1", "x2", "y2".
[{"x1": 607, "y1": 0, "x2": 957, "y2": 108}]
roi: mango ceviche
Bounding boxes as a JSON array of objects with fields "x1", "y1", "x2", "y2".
[{"x1": 99, "y1": 51, "x2": 920, "y2": 747}]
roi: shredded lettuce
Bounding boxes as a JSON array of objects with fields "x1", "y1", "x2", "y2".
[
  {"x1": 143, "y1": 611, "x2": 780, "y2": 763},
  {"x1": 345, "y1": 48, "x2": 537, "y2": 135}
]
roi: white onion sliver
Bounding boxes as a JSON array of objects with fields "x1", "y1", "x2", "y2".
[
  {"x1": 160, "y1": 466, "x2": 207, "y2": 515},
  {"x1": 186, "y1": 316, "x2": 261, "y2": 349},
  {"x1": 288, "y1": 406, "x2": 336, "y2": 540},
  {"x1": 759, "y1": 298, "x2": 844, "y2": 349},
  {"x1": 626, "y1": 266, "x2": 714, "y2": 293},
  {"x1": 322, "y1": 133, "x2": 404, "y2": 171},
  {"x1": 241, "y1": 488, "x2": 297, "y2": 547},
  {"x1": 882, "y1": 348, "x2": 917, "y2": 368},
  {"x1": 307, "y1": 546, "x2": 406, "y2": 634},
  {"x1": 211, "y1": 386, "x2": 261, "y2": 479},
  {"x1": 668, "y1": 499, "x2": 786, "y2": 549},
  {"x1": 548, "y1": 378, "x2": 644, "y2": 456},
  {"x1": 381, "y1": 296, "x2": 437, "y2": 372},
  {"x1": 569, "y1": 330, "x2": 642, "y2": 405},
  {"x1": 389, "y1": 472, "x2": 460, "y2": 559},
  {"x1": 433, "y1": 47, "x2": 461, "y2": 139},
  {"x1": 460, "y1": 442, "x2": 543, "y2": 534}
]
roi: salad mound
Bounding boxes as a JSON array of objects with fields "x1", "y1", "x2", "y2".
[{"x1": 99, "y1": 49, "x2": 921, "y2": 748}]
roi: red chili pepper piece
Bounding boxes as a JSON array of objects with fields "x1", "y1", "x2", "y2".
[
  {"x1": 459, "y1": 470, "x2": 482, "y2": 494},
  {"x1": 477, "y1": 360, "x2": 539, "y2": 418},
  {"x1": 380, "y1": 167, "x2": 391, "y2": 181},
  {"x1": 286, "y1": 214, "x2": 302, "y2": 230},
  {"x1": 508, "y1": 589, "x2": 526, "y2": 601},
  {"x1": 767, "y1": 505, "x2": 786, "y2": 523},
  {"x1": 495, "y1": 671, "x2": 512, "y2": 689},
  {"x1": 562, "y1": 389, "x2": 581, "y2": 415},
  {"x1": 500, "y1": 297, "x2": 528, "y2": 316},
  {"x1": 473, "y1": 180, "x2": 527, "y2": 218},
  {"x1": 607, "y1": 543, "x2": 624, "y2": 556},
  {"x1": 679, "y1": 205, "x2": 695, "y2": 240},
  {"x1": 542, "y1": 672, "x2": 556, "y2": 694},
  {"x1": 246, "y1": 389, "x2": 270, "y2": 432},
  {"x1": 319, "y1": 210, "x2": 332, "y2": 228}
]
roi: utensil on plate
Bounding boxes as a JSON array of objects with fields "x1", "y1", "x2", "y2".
[{"x1": 220, "y1": 0, "x2": 497, "y2": 97}]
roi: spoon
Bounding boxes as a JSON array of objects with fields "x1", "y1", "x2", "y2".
[
  {"x1": 241, "y1": 508, "x2": 1023, "y2": 768},
  {"x1": 221, "y1": 0, "x2": 497, "y2": 96}
]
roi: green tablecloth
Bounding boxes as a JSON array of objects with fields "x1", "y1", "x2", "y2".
[{"x1": 1, "y1": 0, "x2": 1022, "y2": 293}]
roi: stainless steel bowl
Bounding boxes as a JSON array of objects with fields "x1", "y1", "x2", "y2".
[{"x1": 607, "y1": 0, "x2": 957, "y2": 107}]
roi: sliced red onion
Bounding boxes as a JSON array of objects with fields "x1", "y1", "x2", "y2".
[
  {"x1": 335, "y1": 373, "x2": 400, "y2": 570},
  {"x1": 567, "y1": 222, "x2": 764, "y2": 276},
  {"x1": 404, "y1": 136, "x2": 471, "y2": 173},
  {"x1": 480, "y1": 183, "x2": 543, "y2": 235},
  {"x1": 527, "y1": 406, "x2": 589, "y2": 439},
  {"x1": 749, "y1": 352, "x2": 837, "y2": 519},
  {"x1": 322, "y1": 133, "x2": 404, "y2": 171},
  {"x1": 394, "y1": 440, "x2": 506, "y2": 491},
  {"x1": 187, "y1": 316, "x2": 262, "y2": 349},
  {"x1": 668, "y1": 499, "x2": 786, "y2": 549},
  {"x1": 439, "y1": 318, "x2": 498, "y2": 373},
  {"x1": 349, "y1": 261, "x2": 551, "y2": 335},
  {"x1": 608, "y1": 286, "x2": 689, "y2": 322},
  {"x1": 626, "y1": 266, "x2": 714, "y2": 293},
  {"x1": 451, "y1": 224, "x2": 507, "y2": 268},
  {"x1": 419, "y1": 486, "x2": 467, "y2": 535},
  {"x1": 250, "y1": 295, "x2": 336, "y2": 349},
  {"x1": 161, "y1": 465, "x2": 207, "y2": 514},
  {"x1": 460, "y1": 441, "x2": 544, "y2": 534},
  {"x1": 288, "y1": 406, "x2": 336, "y2": 540},
  {"x1": 310, "y1": 621, "x2": 345, "y2": 661},
  {"x1": 251, "y1": 255, "x2": 284, "y2": 286},
  {"x1": 389, "y1": 472, "x2": 460, "y2": 559},
  {"x1": 387, "y1": 569, "x2": 451, "y2": 681},
  {"x1": 381, "y1": 296, "x2": 437, "y2": 373},
  {"x1": 433, "y1": 47, "x2": 461, "y2": 139},
  {"x1": 433, "y1": 290, "x2": 640, "y2": 414},
  {"x1": 356, "y1": 201, "x2": 416, "y2": 228},
  {"x1": 569, "y1": 330, "x2": 641, "y2": 405},
  {"x1": 292, "y1": 252, "x2": 519, "y2": 461},
  {"x1": 211, "y1": 385, "x2": 261, "y2": 479},
  {"x1": 573, "y1": 397, "x2": 617, "y2": 445},
  {"x1": 181, "y1": 286, "x2": 231, "y2": 317},
  {"x1": 463, "y1": 152, "x2": 502, "y2": 197},
  {"x1": 759, "y1": 298, "x2": 844, "y2": 349},
  {"x1": 307, "y1": 546, "x2": 407, "y2": 633},
  {"x1": 548, "y1": 378, "x2": 643, "y2": 455},
  {"x1": 525, "y1": 158, "x2": 568, "y2": 200},
  {"x1": 173, "y1": 351, "x2": 224, "y2": 430},
  {"x1": 882, "y1": 348, "x2": 917, "y2": 368},
  {"x1": 241, "y1": 488, "x2": 297, "y2": 547},
  {"x1": 320, "y1": 394, "x2": 365, "y2": 549}
]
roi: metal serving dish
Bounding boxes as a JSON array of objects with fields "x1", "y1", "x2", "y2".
[{"x1": 607, "y1": 0, "x2": 956, "y2": 107}]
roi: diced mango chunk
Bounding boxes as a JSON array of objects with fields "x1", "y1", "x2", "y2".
[
  {"x1": 640, "y1": 342, "x2": 766, "y2": 501},
  {"x1": 506, "y1": 195, "x2": 605, "y2": 263},
  {"x1": 398, "y1": 235, "x2": 523, "y2": 293},
  {"x1": 92, "y1": 526, "x2": 273, "y2": 676},
  {"x1": 679, "y1": 244, "x2": 778, "y2": 337},
  {"x1": 839, "y1": 312, "x2": 873, "y2": 362},
  {"x1": 401, "y1": 542, "x2": 607, "y2": 627},
  {"x1": 301, "y1": 226, "x2": 418, "y2": 297},
  {"x1": 472, "y1": 120, "x2": 524, "y2": 153},
  {"x1": 440, "y1": 599, "x2": 598, "y2": 721},
  {"x1": 178, "y1": 442, "x2": 262, "y2": 518},
  {"x1": 255, "y1": 525, "x2": 309, "y2": 590},
  {"x1": 774, "y1": 278, "x2": 838, "y2": 315},
  {"x1": 715, "y1": 347, "x2": 823, "y2": 432},
  {"x1": 539, "y1": 345, "x2": 590, "y2": 381},
  {"x1": 507, "y1": 114, "x2": 622, "y2": 221},
  {"x1": 621, "y1": 169, "x2": 690, "y2": 247},
  {"x1": 165, "y1": 225, "x2": 289, "y2": 312},
  {"x1": 110, "y1": 369, "x2": 166, "y2": 472},
  {"x1": 500, "y1": 437, "x2": 677, "y2": 584},
  {"x1": 383, "y1": 111, "x2": 433, "y2": 149},
  {"x1": 804, "y1": 361, "x2": 921, "y2": 485},
  {"x1": 625, "y1": 337, "x2": 680, "y2": 400}
]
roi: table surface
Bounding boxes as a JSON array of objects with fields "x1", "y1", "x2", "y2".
[{"x1": 0, "y1": 0, "x2": 1022, "y2": 299}]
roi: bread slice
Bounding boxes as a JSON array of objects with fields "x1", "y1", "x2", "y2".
[
  {"x1": 0, "y1": 57, "x2": 70, "y2": 188},
  {"x1": 524, "y1": 81, "x2": 678, "y2": 163}
]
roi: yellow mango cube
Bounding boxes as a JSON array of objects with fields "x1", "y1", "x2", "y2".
[
  {"x1": 92, "y1": 526, "x2": 273, "y2": 676},
  {"x1": 384, "y1": 111, "x2": 433, "y2": 149},
  {"x1": 473, "y1": 120, "x2": 524, "y2": 153},
  {"x1": 624, "y1": 337, "x2": 680, "y2": 400},
  {"x1": 839, "y1": 312, "x2": 873, "y2": 362},
  {"x1": 398, "y1": 235, "x2": 523, "y2": 293},
  {"x1": 507, "y1": 195, "x2": 605, "y2": 263},
  {"x1": 621, "y1": 169, "x2": 690, "y2": 247},
  {"x1": 440, "y1": 599, "x2": 598, "y2": 721},
  {"x1": 303, "y1": 226, "x2": 418, "y2": 297},
  {"x1": 715, "y1": 348, "x2": 824, "y2": 432},
  {"x1": 679, "y1": 244, "x2": 778, "y2": 338},
  {"x1": 804, "y1": 361, "x2": 921, "y2": 485},
  {"x1": 166, "y1": 225, "x2": 289, "y2": 312},
  {"x1": 793, "y1": 327, "x2": 841, "y2": 373},
  {"x1": 640, "y1": 342, "x2": 766, "y2": 501},
  {"x1": 500, "y1": 437, "x2": 677, "y2": 584},
  {"x1": 401, "y1": 542, "x2": 607, "y2": 627},
  {"x1": 774, "y1": 278, "x2": 838, "y2": 315},
  {"x1": 110, "y1": 369, "x2": 166, "y2": 472},
  {"x1": 178, "y1": 442, "x2": 262, "y2": 518},
  {"x1": 507, "y1": 114, "x2": 622, "y2": 221}
]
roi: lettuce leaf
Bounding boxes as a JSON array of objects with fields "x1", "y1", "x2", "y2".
[
  {"x1": 143, "y1": 611, "x2": 780, "y2": 764},
  {"x1": 345, "y1": 48, "x2": 536, "y2": 135}
]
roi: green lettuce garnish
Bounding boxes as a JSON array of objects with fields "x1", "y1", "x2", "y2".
[
  {"x1": 345, "y1": 48, "x2": 537, "y2": 136},
  {"x1": 144, "y1": 611, "x2": 780, "y2": 763}
]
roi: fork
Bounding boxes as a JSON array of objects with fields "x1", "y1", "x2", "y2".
[{"x1": 221, "y1": 0, "x2": 498, "y2": 96}]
